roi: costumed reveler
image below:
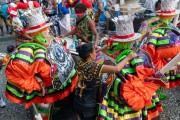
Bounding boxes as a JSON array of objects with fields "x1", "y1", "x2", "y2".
[
  {"x1": 142, "y1": 0, "x2": 180, "y2": 89},
  {"x1": 97, "y1": 1, "x2": 165, "y2": 119},
  {"x1": 5, "y1": 0, "x2": 78, "y2": 120}
]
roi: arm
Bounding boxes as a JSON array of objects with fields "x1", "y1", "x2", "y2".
[
  {"x1": 88, "y1": 20, "x2": 99, "y2": 47},
  {"x1": 95, "y1": 45, "x2": 108, "y2": 53},
  {"x1": 60, "y1": 29, "x2": 77, "y2": 38},
  {"x1": 101, "y1": 52, "x2": 137, "y2": 73},
  {"x1": 108, "y1": 0, "x2": 113, "y2": 6},
  {"x1": 12, "y1": 21, "x2": 33, "y2": 41},
  {"x1": 22, "y1": 33, "x2": 33, "y2": 41},
  {"x1": 35, "y1": 74, "x2": 45, "y2": 96},
  {"x1": 98, "y1": 1, "x2": 104, "y2": 17}
]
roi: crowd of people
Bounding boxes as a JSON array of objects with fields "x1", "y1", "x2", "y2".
[{"x1": 0, "y1": 0, "x2": 180, "y2": 120}]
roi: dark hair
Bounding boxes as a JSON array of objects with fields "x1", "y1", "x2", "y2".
[
  {"x1": 74, "y1": 3, "x2": 87, "y2": 13},
  {"x1": 20, "y1": 0, "x2": 25, "y2": 2},
  {"x1": 155, "y1": 0, "x2": 161, "y2": 10},
  {"x1": 7, "y1": 45, "x2": 15, "y2": 53},
  {"x1": 76, "y1": 43, "x2": 93, "y2": 60}
]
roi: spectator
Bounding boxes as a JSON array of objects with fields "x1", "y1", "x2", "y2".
[
  {"x1": 0, "y1": 0, "x2": 11, "y2": 34},
  {"x1": 98, "y1": 0, "x2": 113, "y2": 24},
  {"x1": 144, "y1": 0, "x2": 158, "y2": 13},
  {"x1": 0, "y1": 15, "x2": 4, "y2": 36},
  {"x1": 60, "y1": 3, "x2": 100, "y2": 48}
]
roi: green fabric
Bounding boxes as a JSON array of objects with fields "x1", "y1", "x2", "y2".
[
  {"x1": 116, "y1": 49, "x2": 132, "y2": 63},
  {"x1": 11, "y1": 43, "x2": 47, "y2": 64},
  {"x1": 77, "y1": 15, "x2": 93, "y2": 41},
  {"x1": 33, "y1": 33, "x2": 49, "y2": 46}
]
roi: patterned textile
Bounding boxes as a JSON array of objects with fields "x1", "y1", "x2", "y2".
[
  {"x1": 98, "y1": 50, "x2": 163, "y2": 120},
  {"x1": 143, "y1": 27, "x2": 180, "y2": 88},
  {"x1": 76, "y1": 15, "x2": 93, "y2": 43},
  {"x1": 76, "y1": 60, "x2": 103, "y2": 99},
  {"x1": 35, "y1": 103, "x2": 52, "y2": 120},
  {"x1": 5, "y1": 43, "x2": 78, "y2": 108},
  {"x1": 73, "y1": 59, "x2": 103, "y2": 118},
  {"x1": 47, "y1": 40, "x2": 75, "y2": 90}
]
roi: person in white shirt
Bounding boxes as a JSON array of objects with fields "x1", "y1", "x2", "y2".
[{"x1": 144, "y1": 0, "x2": 158, "y2": 13}]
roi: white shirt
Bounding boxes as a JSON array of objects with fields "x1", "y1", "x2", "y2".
[
  {"x1": 175, "y1": 0, "x2": 180, "y2": 9},
  {"x1": 144, "y1": 0, "x2": 158, "y2": 12}
]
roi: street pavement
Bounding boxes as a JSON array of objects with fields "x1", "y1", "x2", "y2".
[
  {"x1": 0, "y1": 33, "x2": 33, "y2": 120},
  {"x1": 0, "y1": 33, "x2": 180, "y2": 120}
]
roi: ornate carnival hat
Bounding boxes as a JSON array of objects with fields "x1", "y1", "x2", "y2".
[
  {"x1": 8, "y1": 1, "x2": 52, "y2": 34},
  {"x1": 110, "y1": 15, "x2": 141, "y2": 42},
  {"x1": 118, "y1": 0, "x2": 146, "y2": 15},
  {"x1": 22, "y1": 7, "x2": 52, "y2": 34},
  {"x1": 156, "y1": 0, "x2": 179, "y2": 16}
]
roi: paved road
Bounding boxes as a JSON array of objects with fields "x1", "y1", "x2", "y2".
[{"x1": 0, "y1": 34, "x2": 180, "y2": 120}]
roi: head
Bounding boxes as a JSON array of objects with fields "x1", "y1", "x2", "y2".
[
  {"x1": 76, "y1": 43, "x2": 96, "y2": 61},
  {"x1": 7, "y1": 45, "x2": 15, "y2": 53},
  {"x1": 19, "y1": 0, "x2": 24, "y2": 2},
  {"x1": 74, "y1": 3, "x2": 87, "y2": 19},
  {"x1": 155, "y1": 0, "x2": 161, "y2": 11}
]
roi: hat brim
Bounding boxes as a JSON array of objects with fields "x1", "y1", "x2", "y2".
[
  {"x1": 112, "y1": 33, "x2": 142, "y2": 42},
  {"x1": 156, "y1": 10, "x2": 180, "y2": 16},
  {"x1": 120, "y1": 7, "x2": 146, "y2": 14},
  {"x1": 26, "y1": 22, "x2": 53, "y2": 34}
]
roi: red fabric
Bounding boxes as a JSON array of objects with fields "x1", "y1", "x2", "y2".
[
  {"x1": 65, "y1": 3, "x2": 70, "y2": 8},
  {"x1": 112, "y1": 33, "x2": 135, "y2": 39},
  {"x1": 106, "y1": 34, "x2": 135, "y2": 48},
  {"x1": 33, "y1": 1, "x2": 40, "y2": 8},
  {"x1": 6, "y1": 73, "x2": 78, "y2": 109},
  {"x1": 16, "y1": 1, "x2": 40, "y2": 10},
  {"x1": 121, "y1": 66, "x2": 160, "y2": 111},
  {"x1": 5, "y1": 60, "x2": 52, "y2": 91},
  {"x1": 147, "y1": 105, "x2": 163, "y2": 120},
  {"x1": 143, "y1": 44, "x2": 180, "y2": 69},
  {"x1": 26, "y1": 22, "x2": 46, "y2": 31},
  {"x1": 157, "y1": 46, "x2": 180, "y2": 59},
  {"x1": 7, "y1": 4, "x2": 18, "y2": 17},
  {"x1": 157, "y1": 10, "x2": 176, "y2": 14},
  {"x1": 81, "y1": 0, "x2": 92, "y2": 8}
]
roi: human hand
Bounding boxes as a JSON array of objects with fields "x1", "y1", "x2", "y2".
[
  {"x1": 127, "y1": 52, "x2": 137, "y2": 60},
  {"x1": 100, "y1": 45, "x2": 108, "y2": 53},
  {"x1": 59, "y1": 34, "x2": 66, "y2": 38}
]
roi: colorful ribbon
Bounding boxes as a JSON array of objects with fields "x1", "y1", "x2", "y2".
[{"x1": 106, "y1": 33, "x2": 135, "y2": 48}]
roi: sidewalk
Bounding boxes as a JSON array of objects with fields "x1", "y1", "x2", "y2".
[{"x1": 0, "y1": 25, "x2": 15, "y2": 42}]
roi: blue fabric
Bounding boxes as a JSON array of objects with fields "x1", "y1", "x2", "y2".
[
  {"x1": 58, "y1": 2, "x2": 69, "y2": 15},
  {"x1": 114, "y1": 11, "x2": 120, "y2": 17},
  {"x1": 1, "y1": 4, "x2": 8, "y2": 18},
  {"x1": 99, "y1": 0, "x2": 108, "y2": 24}
]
